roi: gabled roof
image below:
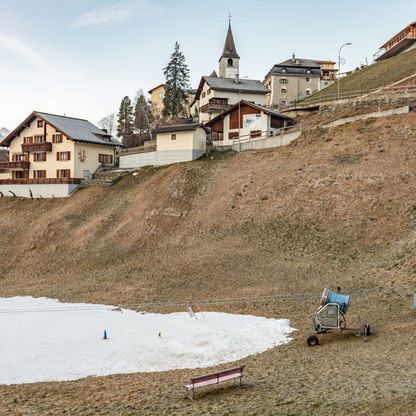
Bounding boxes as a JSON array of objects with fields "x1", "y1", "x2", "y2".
[
  {"x1": 148, "y1": 83, "x2": 165, "y2": 94},
  {"x1": 265, "y1": 57, "x2": 322, "y2": 80},
  {"x1": 205, "y1": 100, "x2": 292, "y2": 127},
  {"x1": 154, "y1": 123, "x2": 210, "y2": 134},
  {"x1": 1, "y1": 111, "x2": 122, "y2": 147},
  {"x1": 220, "y1": 23, "x2": 240, "y2": 61},
  {"x1": 277, "y1": 58, "x2": 322, "y2": 68},
  {"x1": 194, "y1": 76, "x2": 269, "y2": 102}
]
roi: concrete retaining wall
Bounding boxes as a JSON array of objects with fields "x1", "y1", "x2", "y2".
[
  {"x1": 120, "y1": 149, "x2": 205, "y2": 169},
  {"x1": 231, "y1": 130, "x2": 301, "y2": 152},
  {"x1": 322, "y1": 105, "x2": 410, "y2": 129},
  {"x1": 0, "y1": 184, "x2": 79, "y2": 198}
]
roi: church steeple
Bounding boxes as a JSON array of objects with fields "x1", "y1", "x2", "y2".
[
  {"x1": 220, "y1": 22, "x2": 240, "y2": 61},
  {"x1": 219, "y1": 20, "x2": 240, "y2": 79}
]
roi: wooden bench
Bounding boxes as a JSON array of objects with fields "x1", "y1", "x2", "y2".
[{"x1": 184, "y1": 366, "x2": 244, "y2": 398}]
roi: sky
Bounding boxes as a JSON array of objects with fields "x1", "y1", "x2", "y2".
[{"x1": 0, "y1": 0, "x2": 415, "y2": 128}]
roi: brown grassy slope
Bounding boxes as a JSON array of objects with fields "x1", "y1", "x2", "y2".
[
  {"x1": 1, "y1": 114, "x2": 416, "y2": 415},
  {"x1": 302, "y1": 48, "x2": 416, "y2": 102},
  {"x1": 1, "y1": 114, "x2": 416, "y2": 303}
]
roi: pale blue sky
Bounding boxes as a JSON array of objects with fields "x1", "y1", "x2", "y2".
[{"x1": 0, "y1": 0, "x2": 415, "y2": 128}]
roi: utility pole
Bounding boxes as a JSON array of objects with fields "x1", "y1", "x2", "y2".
[{"x1": 337, "y1": 42, "x2": 352, "y2": 101}]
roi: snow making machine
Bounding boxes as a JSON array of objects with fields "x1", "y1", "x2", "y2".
[{"x1": 306, "y1": 288, "x2": 371, "y2": 346}]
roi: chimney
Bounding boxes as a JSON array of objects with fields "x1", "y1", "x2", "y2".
[{"x1": 234, "y1": 73, "x2": 240, "y2": 84}]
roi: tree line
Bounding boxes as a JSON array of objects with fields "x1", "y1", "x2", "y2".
[{"x1": 98, "y1": 42, "x2": 191, "y2": 148}]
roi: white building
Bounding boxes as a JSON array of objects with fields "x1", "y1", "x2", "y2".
[
  {"x1": 119, "y1": 124, "x2": 208, "y2": 169},
  {"x1": 192, "y1": 23, "x2": 269, "y2": 124}
]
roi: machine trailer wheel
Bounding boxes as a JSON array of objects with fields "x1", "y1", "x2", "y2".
[{"x1": 307, "y1": 335, "x2": 319, "y2": 347}]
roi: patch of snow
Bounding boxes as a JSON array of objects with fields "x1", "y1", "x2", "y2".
[{"x1": 0, "y1": 297, "x2": 295, "y2": 385}]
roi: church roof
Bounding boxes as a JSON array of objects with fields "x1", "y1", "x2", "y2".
[
  {"x1": 220, "y1": 23, "x2": 240, "y2": 60},
  {"x1": 194, "y1": 76, "x2": 269, "y2": 102}
]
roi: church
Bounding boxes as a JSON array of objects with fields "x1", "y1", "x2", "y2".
[{"x1": 192, "y1": 22, "x2": 269, "y2": 124}]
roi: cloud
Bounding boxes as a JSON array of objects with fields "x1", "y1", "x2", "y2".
[
  {"x1": 71, "y1": 1, "x2": 164, "y2": 27},
  {"x1": 0, "y1": 32, "x2": 43, "y2": 67}
]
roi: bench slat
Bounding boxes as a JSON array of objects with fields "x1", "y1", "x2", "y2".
[
  {"x1": 184, "y1": 366, "x2": 244, "y2": 391},
  {"x1": 190, "y1": 366, "x2": 244, "y2": 384}
]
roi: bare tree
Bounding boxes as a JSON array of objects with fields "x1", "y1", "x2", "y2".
[{"x1": 98, "y1": 113, "x2": 116, "y2": 136}]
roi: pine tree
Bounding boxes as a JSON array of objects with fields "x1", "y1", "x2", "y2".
[
  {"x1": 163, "y1": 42, "x2": 190, "y2": 119},
  {"x1": 117, "y1": 96, "x2": 134, "y2": 146},
  {"x1": 134, "y1": 92, "x2": 153, "y2": 142}
]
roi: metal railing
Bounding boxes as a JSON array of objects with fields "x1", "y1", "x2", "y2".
[
  {"x1": 231, "y1": 125, "x2": 302, "y2": 146},
  {"x1": 283, "y1": 84, "x2": 416, "y2": 110},
  {"x1": 119, "y1": 143, "x2": 157, "y2": 156}
]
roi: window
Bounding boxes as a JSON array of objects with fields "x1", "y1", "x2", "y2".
[
  {"x1": 202, "y1": 92, "x2": 206, "y2": 98},
  {"x1": 37, "y1": 120, "x2": 43, "y2": 128},
  {"x1": 34, "y1": 135, "x2": 45, "y2": 143},
  {"x1": 52, "y1": 134, "x2": 62, "y2": 143},
  {"x1": 281, "y1": 87, "x2": 287, "y2": 94},
  {"x1": 33, "y1": 170, "x2": 46, "y2": 179},
  {"x1": 34, "y1": 152, "x2": 46, "y2": 162},
  {"x1": 57, "y1": 151, "x2": 71, "y2": 161},
  {"x1": 280, "y1": 78, "x2": 289, "y2": 84},
  {"x1": 12, "y1": 153, "x2": 26, "y2": 162},
  {"x1": 250, "y1": 130, "x2": 262, "y2": 139},
  {"x1": 207, "y1": 88, "x2": 211, "y2": 95},
  {"x1": 305, "y1": 89, "x2": 312, "y2": 96},
  {"x1": 171, "y1": 134, "x2": 176, "y2": 140},
  {"x1": 12, "y1": 171, "x2": 27, "y2": 179},
  {"x1": 56, "y1": 169, "x2": 71, "y2": 178},
  {"x1": 23, "y1": 136, "x2": 33, "y2": 144},
  {"x1": 228, "y1": 132, "x2": 239, "y2": 141},
  {"x1": 227, "y1": 58, "x2": 233, "y2": 67},
  {"x1": 211, "y1": 131, "x2": 224, "y2": 141},
  {"x1": 281, "y1": 100, "x2": 287, "y2": 105},
  {"x1": 98, "y1": 154, "x2": 113, "y2": 164},
  {"x1": 306, "y1": 77, "x2": 311, "y2": 82}
]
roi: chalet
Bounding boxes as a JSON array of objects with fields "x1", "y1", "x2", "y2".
[
  {"x1": 374, "y1": 21, "x2": 416, "y2": 61},
  {"x1": 264, "y1": 55, "x2": 337, "y2": 107},
  {"x1": 0, "y1": 111, "x2": 121, "y2": 198},
  {"x1": 205, "y1": 100, "x2": 292, "y2": 146},
  {"x1": 119, "y1": 123, "x2": 208, "y2": 169},
  {"x1": 193, "y1": 23, "x2": 269, "y2": 124}
]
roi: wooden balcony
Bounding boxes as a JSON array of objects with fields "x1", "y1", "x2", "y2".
[
  {"x1": 200, "y1": 102, "x2": 232, "y2": 114},
  {"x1": 0, "y1": 161, "x2": 30, "y2": 170},
  {"x1": 21, "y1": 142, "x2": 52, "y2": 152},
  {"x1": 0, "y1": 178, "x2": 82, "y2": 185}
]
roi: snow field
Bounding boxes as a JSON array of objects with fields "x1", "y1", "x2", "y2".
[{"x1": 0, "y1": 297, "x2": 295, "y2": 384}]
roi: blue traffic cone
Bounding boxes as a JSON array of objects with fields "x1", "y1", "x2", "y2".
[{"x1": 103, "y1": 330, "x2": 108, "y2": 340}]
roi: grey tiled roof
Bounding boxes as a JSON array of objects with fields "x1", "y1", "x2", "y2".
[
  {"x1": 203, "y1": 76, "x2": 269, "y2": 94},
  {"x1": 36, "y1": 112, "x2": 122, "y2": 147},
  {"x1": 154, "y1": 123, "x2": 209, "y2": 134},
  {"x1": 278, "y1": 58, "x2": 322, "y2": 68}
]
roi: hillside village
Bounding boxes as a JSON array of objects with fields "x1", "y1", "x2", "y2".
[
  {"x1": 2, "y1": 9, "x2": 416, "y2": 416},
  {"x1": 0, "y1": 20, "x2": 415, "y2": 198}
]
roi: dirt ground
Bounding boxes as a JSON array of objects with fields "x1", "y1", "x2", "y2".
[{"x1": 1, "y1": 113, "x2": 416, "y2": 415}]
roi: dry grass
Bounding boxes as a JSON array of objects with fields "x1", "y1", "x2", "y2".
[
  {"x1": 1, "y1": 113, "x2": 416, "y2": 414},
  {"x1": 302, "y1": 49, "x2": 416, "y2": 102}
]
